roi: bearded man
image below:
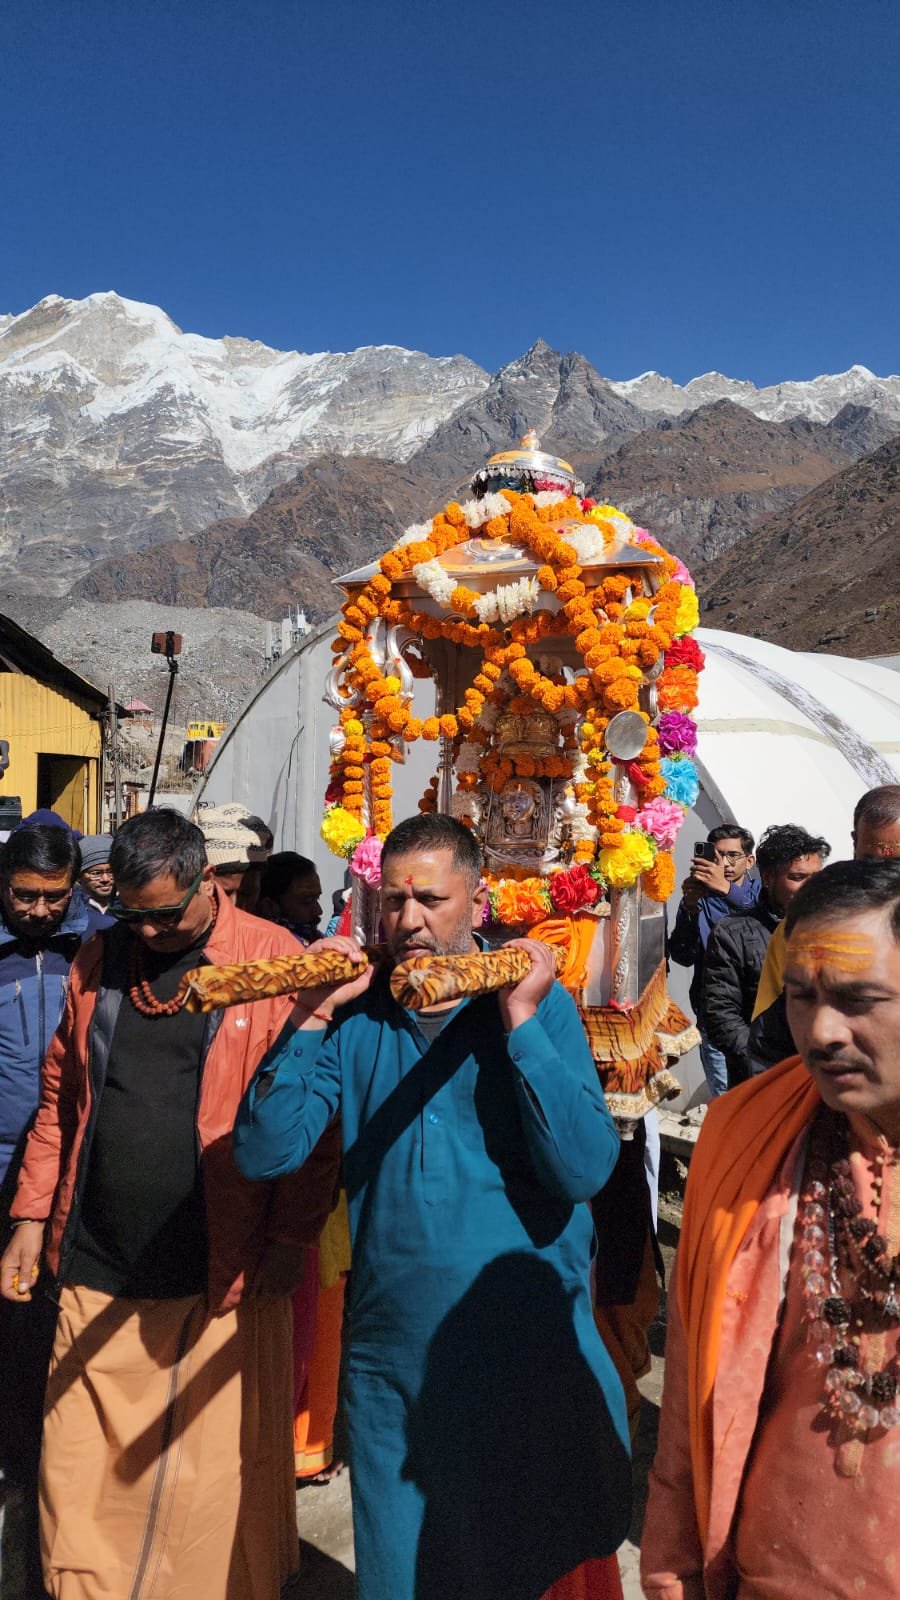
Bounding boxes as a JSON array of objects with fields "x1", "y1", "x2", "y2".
[
  {"x1": 1, "y1": 808, "x2": 339, "y2": 1600},
  {"x1": 642, "y1": 858, "x2": 900, "y2": 1600},
  {"x1": 234, "y1": 813, "x2": 631, "y2": 1600}
]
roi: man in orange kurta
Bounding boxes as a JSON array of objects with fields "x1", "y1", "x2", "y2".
[
  {"x1": 641, "y1": 858, "x2": 900, "y2": 1600},
  {"x1": 0, "y1": 809, "x2": 340, "y2": 1600}
]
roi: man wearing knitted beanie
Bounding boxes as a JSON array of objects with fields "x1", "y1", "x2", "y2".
[
  {"x1": 197, "y1": 805, "x2": 268, "y2": 911},
  {"x1": 78, "y1": 835, "x2": 116, "y2": 931}
]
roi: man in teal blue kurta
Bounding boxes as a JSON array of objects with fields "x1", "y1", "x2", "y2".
[{"x1": 234, "y1": 815, "x2": 631, "y2": 1600}]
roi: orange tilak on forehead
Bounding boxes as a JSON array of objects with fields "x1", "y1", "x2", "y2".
[{"x1": 786, "y1": 929, "x2": 876, "y2": 977}]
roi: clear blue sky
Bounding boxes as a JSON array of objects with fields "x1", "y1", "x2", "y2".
[{"x1": 3, "y1": 0, "x2": 898, "y2": 383}]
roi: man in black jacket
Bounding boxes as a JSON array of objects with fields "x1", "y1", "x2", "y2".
[{"x1": 702, "y1": 824, "x2": 829, "y2": 1088}]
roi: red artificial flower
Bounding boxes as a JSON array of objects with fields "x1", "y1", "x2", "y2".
[
  {"x1": 665, "y1": 636, "x2": 705, "y2": 672},
  {"x1": 616, "y1": 805, "x2": 638, "y2": 822},
  {"x1": 549, "y1": 865, "x2": 600, "y2": 913},
  {"x1": 581, "y1": 497, "x2": 596, "y2": 510},
  {"x1": 325, "y1": 780, "x2": 342, "y2": 803}
]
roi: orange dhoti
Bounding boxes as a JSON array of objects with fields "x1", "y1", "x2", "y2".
[{"x1": 40, "y1": 1284, "x2": 297, "y2": 1600}]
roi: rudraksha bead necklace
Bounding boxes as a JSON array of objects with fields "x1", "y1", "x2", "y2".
[
  {"x1": 128, "y1": 895, "x2": 218, "y2": 1018},
  {"x1": 798, "y1": 1108, "x2": 899, "y2": 1440}
]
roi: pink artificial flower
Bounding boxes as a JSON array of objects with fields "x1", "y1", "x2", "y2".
[
  {"x1": 672, "y1": 557, "x2": 694, "y2": 588},
  {"x1": 350, "y1": 834, "x2": 383, "y2": 888},
  {"x1": 636, "y1": 796, "x2": 685, "y2": 850}
]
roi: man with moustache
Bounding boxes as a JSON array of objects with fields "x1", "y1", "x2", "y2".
[
  {"x1": 234, "y1": 813, "x2": 631, "y2": 1600},
  {"x1": 0, "y1": 808, "x2": 339, "y2": 1600},
  {"x1": 641, "y1": 858, "x2": 900, "y2": 1600}
]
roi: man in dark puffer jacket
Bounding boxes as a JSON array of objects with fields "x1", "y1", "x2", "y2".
[
  {"x1": 702, "y1": 824, "x2": 829, "y2": 1089},
  {"x1": 0, "y1": 824, "x2": 88, "y2": 1597}
]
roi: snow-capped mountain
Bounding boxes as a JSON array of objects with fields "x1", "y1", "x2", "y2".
[
  {"x1": 0, "y1": 292, "x2": 488, "y2": 592},
  {"x1": 0, "y1": 292, "x2": 488, "y2": 469},
  {"x1": 609, "y1": 364, "x2": 900, "y2": 424}
]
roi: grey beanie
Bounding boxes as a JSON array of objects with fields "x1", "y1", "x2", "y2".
[{"x1": 80, "y1": 834, "x2": 114, "y2": 872}]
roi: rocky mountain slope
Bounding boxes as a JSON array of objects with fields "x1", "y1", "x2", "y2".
[
  {"x1": 409, "y1": 340, "x2": 649, "y2": 489},
  {"x1": 588, "y1": 401, "x2": 855, "y2": 567},
  {"x1": 1, "y1": 595, "x2": 266, "y2": 718},
  {"x1": 73, "y1": 455, "x2": 438, "y2": 617},
  {"x1": 75, "y1": 385, "x2": 888, "y2": 623},
  {"x1": 701, "y1": 435, "x2": 900, "y2": 653}
]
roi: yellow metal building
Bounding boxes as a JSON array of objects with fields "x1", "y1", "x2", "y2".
[{"x1": 0, "y1": 614, "x2": 113, "y2": 832}]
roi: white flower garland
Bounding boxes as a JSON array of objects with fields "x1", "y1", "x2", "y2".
[
  {"x1": 411, "y1": 556, "x2": 457, "y2": 605},
  {"x1": 474, "y1": 575, "x2": 541, "y2": 624},
  {"x1": 461, "y1": 491, "x2": 514, "y2": 527},
  {"x1": 564, "y1": 525, "x2": 610, "y2": 564}
]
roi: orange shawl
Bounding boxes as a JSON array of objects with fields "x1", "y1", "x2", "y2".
[{"x1": 675, "y1": 1055, "x2": 820, "y2": 1544}]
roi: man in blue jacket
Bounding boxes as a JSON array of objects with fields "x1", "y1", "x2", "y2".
[
  {"x1": 235, "y1": 813, "x2": 631, "y2": 1600},
  {"x1": 668, "y1": 823, "x2": 759, "y2": 1096},
  {"x1": 0, "y1": 823, "x2": 88, "y2": 1595}
]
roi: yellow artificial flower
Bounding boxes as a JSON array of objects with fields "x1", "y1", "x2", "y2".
[
  {"x1": 597, "y1": 831, "x2": 656, "y2": 889},
  {"x1": 673, "y1": 587, "x2": 699, "y2": 638},
  {"x1": 321, "y1": 806, "x2": 367, "y2": 859}
]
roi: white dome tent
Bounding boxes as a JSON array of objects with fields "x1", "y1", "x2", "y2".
[{"x1": 197, "y1": 626, "x2": 900, "y2": 1105}]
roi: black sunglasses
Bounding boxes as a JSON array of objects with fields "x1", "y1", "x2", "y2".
[{"x1": 109, "y1": 871, "x2": 204, "y2": 927}]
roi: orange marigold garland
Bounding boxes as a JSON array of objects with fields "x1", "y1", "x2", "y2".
[{"x1": 322, "y1": 492, "x2": 703, "y2": 910}]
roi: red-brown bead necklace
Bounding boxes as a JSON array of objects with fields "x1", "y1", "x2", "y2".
[{"x1": 127, "y1": 893, "x2": 218, "y2": 1018}]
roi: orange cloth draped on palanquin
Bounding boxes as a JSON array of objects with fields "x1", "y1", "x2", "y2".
[{"x1": 529, "y1": 913, "x2": 598, "y2": 993}]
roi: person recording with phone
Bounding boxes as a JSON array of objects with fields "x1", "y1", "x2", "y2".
[
  {"x1": 702, "y1": 823, "x2": 829, "y2": 1091},
  {"x1": 669, "y1": 824, "x2": 759, "y2": 1097}
]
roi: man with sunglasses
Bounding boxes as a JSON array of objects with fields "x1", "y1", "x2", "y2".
[
  {"x1": 1, "y1": 808, "x2": 339, "y2": 1600},
  {"x1": 0, "y1": 823, "x2": 88, "y2": 1596}
]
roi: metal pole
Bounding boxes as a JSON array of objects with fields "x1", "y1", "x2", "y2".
[
  {"x1": 107, "y1": 684, "x2": 123, "y2": 830},
  {"x1": 148, "y1": 658, "x2": 178, "y2": 807}
]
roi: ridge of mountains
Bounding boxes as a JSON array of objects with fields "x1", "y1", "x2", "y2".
[{"x1": 2, "y1": 291, "x2": 899, "y2": 698}]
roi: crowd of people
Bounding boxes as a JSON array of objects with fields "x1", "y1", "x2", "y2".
[{"x1": 0, "y1": 781, "x2": 897, "y2": 1599}]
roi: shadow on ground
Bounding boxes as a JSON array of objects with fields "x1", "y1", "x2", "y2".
[{"x1": 298, "y1": 1540, "x2": 355, "y2": 1598}]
